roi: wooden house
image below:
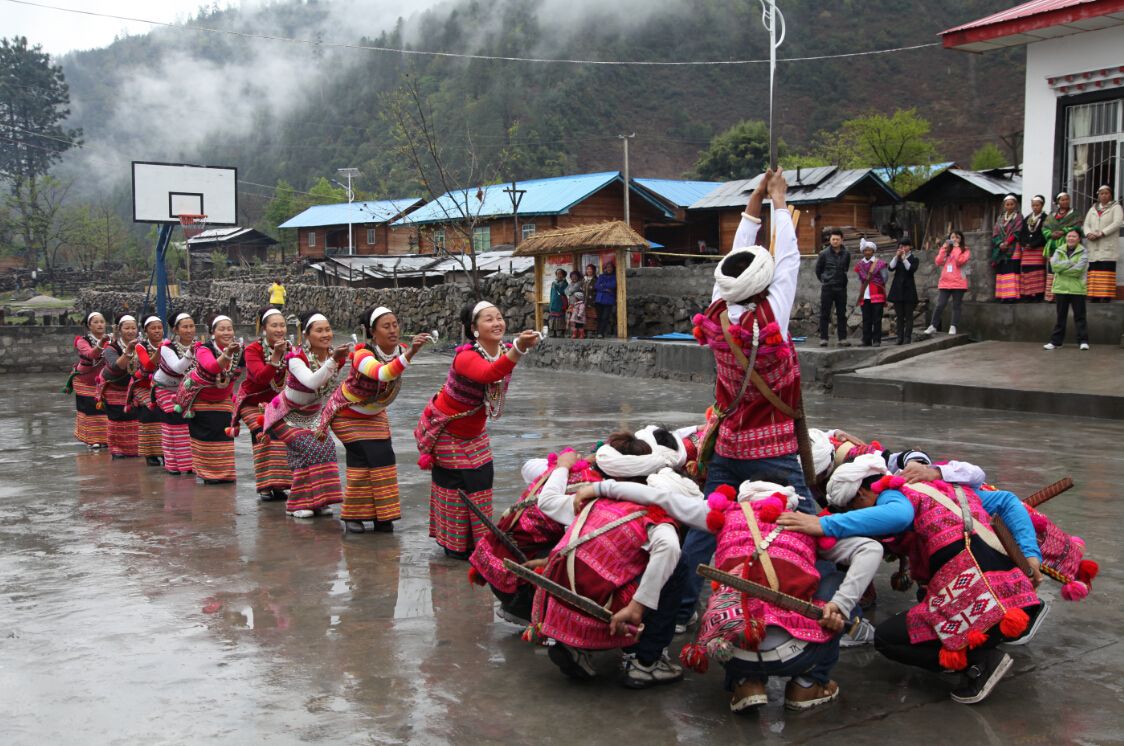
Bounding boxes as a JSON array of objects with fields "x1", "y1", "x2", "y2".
[
  {"x1": 186, "y1": 227, "x2": 277, "y2": 268},
  {"x1": 280, "y1": 198, "x2": 424, "y2": 259},
  {"x1": 903, "y1": 167, "x2": 1023, "y2": 244},
  {"x1": 687, "y1": 167, "x2": 901, "y2": 254}
]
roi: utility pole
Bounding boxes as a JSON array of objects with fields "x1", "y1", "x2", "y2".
[
  {"x1": 336, "y1": 167, "x2": 361, "y2": 255},
  {"x1": 504, "y1": 181, "x2": 527, "y2": 247},
  {"x1": 619, "y1": 133, "x2": 635, "y2": 227}
]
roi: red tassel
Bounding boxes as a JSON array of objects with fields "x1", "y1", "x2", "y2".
[
  {"x1": 939, "y1": 646, "x2": 968, "y2": 671},
  {"x1": 999, "y1": 607, "x2": 1029, "y2": 638},
  {"x1": 417, "y1": 453, "x2": 434, "y2": 470},
  {"x1": 706, "y1": 510, "x2": 726, "y2": 533},
  {"x1": 691, "y1": 313, "x2": 706, "y2": 326},
  {"x1": 679, "y1": 643, "x2": 709, "y2": 674},
  {"x1": 817, "y1": 536, "x2": 837, "y2": 551},
  {"x1": 534, "y1": 566, "x2": 545, "y2": 575},
  {"x1": 966, "y1": 629, "x2": 988, "y2": 649},
  {"x1": 467, "y1": 566, "x2": 486, "y2": 586},
  {"x1": 691, "y1": 326, "x2": 705, "y2": 344},
  {"x1": 711, "y1": 580, "x2": 720, "y2": 592},
  {"x1": 715, "y1": 484, "x2": 737, "y2": 500},
  {"x1": 1061, "y1": 580, "x2": 1089, "y2": 601},
  {"x1": 1078, "y1": 559, "x2": 1099, "y2": 584},
  {"x1": 756, "y1": 501, "x2": 782, "y2": 524},
  {"x1": 223, "y1": 427, "x2": 234, "y2": 437}
]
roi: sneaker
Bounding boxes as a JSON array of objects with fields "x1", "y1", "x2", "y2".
[
  {"x1": 372, "y1": 521, "x2": 395, "y2": 533},
  {"x1": 145, "y1": 456, "x2": 163, "y2": 467},
  {"x1": 548, "y1": 643, "x2": 597, "y2": 680},
  {"x1": 948, "y1": 325, "x2": 958, "y2": 335},
  {"x1": 1079, "y1": 343, "x2": 1090, "y2": 350},
  {"x1": 289, "y1": 509, "x2": 315, "y2": 518},
  {"x1": 343, "y1": 520, "x2": 366, "y2": 534},
  {"x1": 1043, "y1": 343, "x2": 1058, "y2": 350},
  {"x1": 950, "y1": 648, "x2": 1013, "y2": 704},
  {"x1": 674, "y1": 611, "x2": 698, "y2": 636},
  {"x1": 819, "y1": 339, "x2": 828, "y2": 347},
  {"x1": 838, "y1": 340, "x2": 851, "y2": 347},
  {"x1": 784, "y1": 678, "x2": 840, "y2": 711},
  {"x1": 621, "y1": 650, "x2": 684, "y2": 689},
  {"x1": 1003, "y1": 601, "x2": 1049, "y2": 647},
  {"x1": 923, "y1": 325, "x2": 937, "y2": 335},
  {"x1": 840, "y1": 617, "x2": 876, "y2": 648},
  {"x1": 495, "y1": 605, "x2": 530, "y2": 626},
  {"x1": 730, "y1": 679, "x2": 768, "y2": 712}
]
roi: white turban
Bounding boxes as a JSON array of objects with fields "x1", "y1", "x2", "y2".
[
  {"x1": 713, "y1": 246, "x2": 775, "y2": 304},
  {"x1": 737, "y1": 481, "x2": 799, "y2": 512},
  {"x1": 595, "y1": 443, "x2": 673, "y2": 479},
  {"x1": 826, "y1": 454, "x2": 888, "y2": 508},
  {"x1": 635, "y1": 425, "x2": 688, "y2": 470},
  {"x1": 803, "y1": 428, "x2": 834, "y2": 479},
  {"x1": 646, "y1": 467, "x2": 703, "y2": 499},
  {"x1": 859, "y1": 238, "x2": 877, "y2": 253}
]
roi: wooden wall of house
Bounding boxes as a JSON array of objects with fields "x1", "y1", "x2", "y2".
[
  {"x1": 710, "y1": 194, "x2": 885, "y2": 255},
  {"x1": 295, "y1": 222, "x2": 419, "y2": 258}
]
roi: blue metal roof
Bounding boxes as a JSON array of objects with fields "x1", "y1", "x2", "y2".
[
  {"x1": 632, "y1": 178, "x2": 724, "y2": 208},
  {"x1": 278, "y1": 198, "x2": 422, "y2": 229},
  {"x1": 393, "y1": 172, "x2": 672, "y2": 226}
]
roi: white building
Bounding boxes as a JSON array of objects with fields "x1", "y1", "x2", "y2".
[{"x1": 942, "y1": 0, "x2": 1124, "y2": 226}]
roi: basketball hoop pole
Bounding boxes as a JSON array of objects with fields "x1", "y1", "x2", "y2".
[{"x1": 154, "y1": 224, "x2": 174, "y2": 325}]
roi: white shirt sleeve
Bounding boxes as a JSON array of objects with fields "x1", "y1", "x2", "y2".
[
  {"x1": 732, "y1": 213, "x2": 762, "y2": 250},
  {"x1": 633, "y1": 523, "x2": 681, "y2": 610},
  {"x1": 764, "y1": 208, "x2": 799, "y2": 340},
  {"x1": 596, "y1": 479, "x2": 708, "y2": 531},
  {"x1": 819, "y1": 537, "x2": 883, "y2": 618},
  {"x1": 937, "y1": 460, "x2": 987, "y2": 488},
  {"x1": 536, "y1": 467, "x2": 575, "y2": 526},
  {"x1": 521, "y1": 458, "x2": 549, "y2": 486},
  {"x1": 160, "y1": 345, "x2": 194, "y2": 374},
  {"x1": 288, "y1": 357, "x2": 339, "y2": 389}
]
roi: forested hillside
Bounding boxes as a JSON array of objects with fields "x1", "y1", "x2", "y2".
[{"x1": 54, "y1": 0, "x2": 1025, "y2": 226}]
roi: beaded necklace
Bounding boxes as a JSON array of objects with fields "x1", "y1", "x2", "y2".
[
  {"x1": 473, "y1": 340, "x2": 507, "y2": 419},
  {"x1": 213, "y1": 342, "x2": 242, "y2": 387},
  {"x1": 305, "y1": 347, "x2": 340, "y2": 399}
]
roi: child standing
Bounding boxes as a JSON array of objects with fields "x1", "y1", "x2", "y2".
[{"x1": 569, "y1": 290, "x2": 586, "y2": 339}]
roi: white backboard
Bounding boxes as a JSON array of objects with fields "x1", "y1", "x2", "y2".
[{"x1": 132, "y1": 161, "x2": 238, "y2": 225}]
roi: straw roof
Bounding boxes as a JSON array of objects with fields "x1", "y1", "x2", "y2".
[{"x1": 512, "y1": 220, "x2": 649, "y2": 257}]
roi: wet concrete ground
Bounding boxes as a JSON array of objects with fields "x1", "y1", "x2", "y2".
[{"x1": 3, "y1": 357, "x2": 1122, "y2": 745}]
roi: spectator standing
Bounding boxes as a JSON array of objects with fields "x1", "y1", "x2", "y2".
[
  {"x1": 1044, "y1": 229, "x2": 1090, "y2": 351},
  {"x1": 568, "y1": 290, "x2": 586, "y2": 339},
  {"x1": 566, "y1": 270, "x2": 583, "y2": 303},
  {"x1": 1019, "y1": 195, "x2": 1048, "y2": 302},
  {"x1": 268, "y1": 278, "x2": 286, "y2": 309},
  {"x1": 815, "y1": 228, "x2": 851, "y2": 347},
  {"x1": 991, "y1": 195, "x2": 1023, "y2": 304},
  {"x1": 854, "y1": 238, "x2": 889, "y2": 347},
  {"x1": 924, "y1": 231, "x2": 970, "y2": 336},
  {"x1": 1083, "y1": 185, "x2": 1122, "y2": 303},
  {"x1": 1043, "y1": 193, "x2": 1082, "y2": 302},
  {"x1": 593, "y1": 263, "x2": 617, "y2": 338},
  {"x1": 887, "y1": 237, "x2": 919, "y2": 345},
  {"x1": 582, "y1": 263, "x2": 598, "y2": 333},
  {"x1": 548, "y1": 268, "x2": 569, "y2": 337}
]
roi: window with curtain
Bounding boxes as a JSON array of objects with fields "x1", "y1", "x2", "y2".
[
  {"x1": 473, "y1": 225, "x2": 491, "y2": 252},
  {"x1": 1066, "y1": 99, "x2": 1122, "y2": 215}
]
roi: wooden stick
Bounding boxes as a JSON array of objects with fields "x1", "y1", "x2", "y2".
[{"x1": 1024, "y1": 477, "x2": 1074, "y2": 509}]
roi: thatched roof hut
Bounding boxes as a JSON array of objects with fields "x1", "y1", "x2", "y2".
[{"x1": 513, "y1": 220, "x2": 645, "y2": 339}]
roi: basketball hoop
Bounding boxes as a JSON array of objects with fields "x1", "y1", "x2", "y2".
[{"x1": 177, "y1": 213, "x2": 209, "y2": 242}]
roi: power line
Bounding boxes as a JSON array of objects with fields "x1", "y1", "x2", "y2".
[{"x1": 4, "y1": 0, "x2": 940, "y2": 67}]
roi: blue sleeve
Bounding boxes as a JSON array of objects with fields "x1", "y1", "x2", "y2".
[
  {"x1": 820, "y1": 490, "x2": 915, "y2": 539},
  {"x1": 979, "y1": 490, "x2": 1042, "y2": 562}
]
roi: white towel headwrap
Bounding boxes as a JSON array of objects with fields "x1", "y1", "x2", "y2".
[
  {"x1": 143, "y1": 316, "x2": 162, "y2": 328},
  {"x1": 713, "y1": 246, "x2": 775, "y2": 303},
  {"x1": 594, "y1": 443, "x2": 674, "y2": 479},
  {"x1": 826, "y1": 453, "x2": 888, "y2": 508},
  {"x1": 635, "y1": 425, "x2": 688, "y2": 470},
  {"x1": 210, "y1": 314, "x2": 232, "y2": 331},
  {"x1": 369, "y1": 306, "x2": 393, "y2": 328},
  {"x1": 737, "y1": 481, "x2": 799, "y2": 511}
]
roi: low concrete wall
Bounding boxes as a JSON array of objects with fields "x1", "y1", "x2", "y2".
[
  {"x1": 522, "y1": 339, "x2": 715, "y2": 382},
  {"x1": 948, "y1": 300, "x2": 1124, "y2": 345},
  {"x1": 0, "y1": 325, "x2": 85, "y2": 375}
]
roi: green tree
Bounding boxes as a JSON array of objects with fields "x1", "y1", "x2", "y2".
[
  {"x1": 693, "y1": 120, "x2": 781, "y2": 181},
  {"x1": 0, "y1": 37, "x2": 82, "y2": 268},
  {"x1": 261, "y1": 178, "x2": 299, "y2": 259},
  {"x1": 970, "y1": 142, "x2": 1007, "y2": 171},
  {"x1": 834, "y1": 109, "x2": 940, "y2": 193}
]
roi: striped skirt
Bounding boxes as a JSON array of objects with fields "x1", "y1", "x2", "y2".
[
  {"x1": 155, "y1": 387, "x2": 193, "y2": 474},
  {"x1": 994, "y1": 258, "x2": 1020, "y2": 300},
  {"x1": 1087, "y1": 261, "x2": 1117, "y2": 300},
  {"x1": 239, "y1": 402, "x2": 291, "y2": 493},
  {"x1": 332, "y1": 411, "x2": 400, "y2": 523},
  {"x1": 269, "y1": 420, "x2": 342, "y2": 512},
  {"x1": 428, "y1": 430, "x2": 494, "y2": 554},
  {"x1": 187, "y1": 399, "x2": 236, "y2": 482},
  {"x1": 133, "y1": 386, "x2": 163, "y2": 458},
  {"x1": 1020, "y1": 253, "x2": 1047, "y2": 298},
  {"x1": 102, "y1": 384, "x2": 139, "y2": 457},
  {"x1": 72, "y1": 379, "x2": 108, "y2": 447}
]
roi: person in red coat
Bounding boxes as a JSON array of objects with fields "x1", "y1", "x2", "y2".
[{"x1": 236, "y1": 307, "x2": 293, "y2": 501}]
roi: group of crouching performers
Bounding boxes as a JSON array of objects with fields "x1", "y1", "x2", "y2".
[{"x1": 463, "y1": 170, "x2": 1097, "y2": 712}]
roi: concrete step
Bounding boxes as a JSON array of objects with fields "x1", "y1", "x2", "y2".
[
  {"x1": 795, "y1": 333, "x2": 972, "y2": 386},
  {"x1": 833, "y1": 341, "x2": 1124, "y2": 420}
]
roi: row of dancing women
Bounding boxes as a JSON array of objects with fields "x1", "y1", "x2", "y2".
[{"x1": 66, "y1": 299, "x2": 540, "y2": 540}]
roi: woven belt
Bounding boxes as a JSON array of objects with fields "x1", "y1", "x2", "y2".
[{"x1": 732, "y1": 637, "x2": 809, "y2": 663}]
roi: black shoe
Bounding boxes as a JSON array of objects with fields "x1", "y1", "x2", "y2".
[
  {"x1": 372, "y1": 520, "x2": 395, "y2": 533},
  {"x1": 271, "y1": 489, "x2": 289, "y2": 501},
  {"x1": 145, "y1": 456, "x2": 163, "y2": 467},
  {"x1": 950, "y1": 648, "x2": 1013, "y2": 704},
  {"x1": 111, "y1": 454, "x2": 127, "y2": 460},
  {"x1": 443, "y1": 547, "x2": 470, "y2": 560},
  {"x1": 203, "y1": 478, "x2": 233, "y2": 485},
  {"x1": 258, "y1": 490, "x2": 277, "y2": 502},
  {"x1": 548, "y1": 643, "x2": 597, "y2": 680},
  {"x1": 343, "y1": 520, "x2": 366, "y2": 534},
  {"x1": 166, "y1": 470, "x2": 180, "y2": 476}
]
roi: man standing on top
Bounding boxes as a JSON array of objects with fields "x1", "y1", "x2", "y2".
[
  {"x1": 815, "y1": 229, "x2": 851, "y2": 347},
  {"x1": 680, "y1": 168, "x2": 814, "y2": 631}
]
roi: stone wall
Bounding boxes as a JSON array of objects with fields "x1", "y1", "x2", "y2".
[{"x1": 0, "y1": 325, "x2": 86, "y2": 374}]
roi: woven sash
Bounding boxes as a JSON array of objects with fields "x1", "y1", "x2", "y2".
[
  {"x1": 910, "y1": 483, "x2": 1006, "y2": 556},
  {"x1": 740, "y1": 501, "x2": 780, "y2": 591},
  {"x1": 563, "y1": 500, "x2": 646, "y2": 598}
]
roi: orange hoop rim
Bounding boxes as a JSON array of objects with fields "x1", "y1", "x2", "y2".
[{"x1": 176, "y1": 213, "x2": 208, "y2": 225}]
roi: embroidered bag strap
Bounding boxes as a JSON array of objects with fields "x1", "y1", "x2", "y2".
[
  {"x1": 749, "y1": 371, "x2": 799, "y2": 419},
  {"x1": 562, "y1": 501, "x2": 647, "y2": 597},
  {"x1": 910, "y1": 483, "x2": 1006, "y2": 556},
  {"x1": 739, "y1": 501, "x2": 780, "y2": 591},
  {"x1": 506, "y1": 467, "x2": 556, "y2": 523}
]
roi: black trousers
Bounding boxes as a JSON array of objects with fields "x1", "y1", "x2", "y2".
[
  {"x1": 623, "y1": 556, "x2": 688, "y2": 665},
  {"x1": 819, "y1": 286, "x2": 848, "y2": 340},
  {"x1": 894, "y1": 302, "x2": 916, "y2": 343},
  {"x1": 595, "y1": 303, "x2": 615, "y2": 337},
  {"x1": 860, "y1": 302, "x2": 884, "y2": 345},
  {"x1": 1050, "y1": 294, "x2": 1088, "y2": 345},
  {"x1": 930, "y1": 289, "x2": 964, "y2": 330}
]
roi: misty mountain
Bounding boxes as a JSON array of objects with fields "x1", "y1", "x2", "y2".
[{"x1": 53, "y1": 0, "x2": 1024, "y2": 227}]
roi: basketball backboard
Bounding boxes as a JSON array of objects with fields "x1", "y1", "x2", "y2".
[{"x1": 132, "y1": 161, "x2": 238, "y2": 225}]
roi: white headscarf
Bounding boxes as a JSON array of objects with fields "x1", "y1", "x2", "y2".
[
  {"x1": 712, "y1": 246, "x2": 775, "y2": 304},
  {"x1": 826, "y1": 453, "x2": 888, "y2": 508},
  {"x1": 595, "y1": 443, "x2": 674, "y2": 479},
  {"x1": 646, "y1": 468, "x2": 703, "y2": 499},
  {"x1": 803, "y1": 428, "x2": 834, "y2": 479},
  {"x1": 635, "y1": 425, "x2": 688, "y2": 470},
  {"x1": 368, "y1": 306, "x2": 393, "y2": 328},
  {"x1": 859, "y1": 238, "x2": 877, "y2": 254},
  {"x1": 737, "y1": 480, "x2": 800, "y2": 511}
]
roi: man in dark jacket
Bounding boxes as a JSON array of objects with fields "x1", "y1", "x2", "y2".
[
  {"x1": 815, "y1": 229, "x2": 851, "y2": 347},
  {"x1": 887, "y1": 237, "x2": 919, "y2": 345}
]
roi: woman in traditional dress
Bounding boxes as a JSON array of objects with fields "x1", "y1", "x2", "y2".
[
  {"x1": 235, "y1": 307, "x2": 293, "y2": 502},
  {"x1": 1043, "y1": 192, "x2": 1082, "y2": 302},
  {"x1": 316, "y1": 306, "x2": 430, "y2": 534},
  {"x1": 1019, "y1": 195, "x2": 1048, "y2": 302},
  {"x1": 153, "y1": 313, "x2": 196, "y2": 475},
  {"x1": 178, "y1": 315, "x2": 243, "y2": 484},
  {"x1": 582, "y1": 263, "x2": 598, "y2": 335},
  {"x1": 991, "y1": 195, "x2": 1023, "y2": 303},
  {"x1": 1084, "y1": 185, "x2": 1123, "y2": 303},
  {"x1": 132, "y1": 316, "x2": 165, "y2": 467},
  {"x1": 415, "y1": 300, "x2": 541, "y2": 559},
  {"x1": 97, "y1": 315, "x2": 141, "y2": 459},
  {"x1": 67, "y1": 311, "x2": 109, "y2": 449},
  {"x1": 262, "y1": 310, "x2": 348, "y2": 519}
]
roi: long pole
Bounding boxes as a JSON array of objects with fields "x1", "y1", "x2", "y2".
[
  {"x1": 619, "y1": 133, "x2": 635, "y2": 227},
  {"x1": 346, "y1": 171, "x2": 354, "y2": 256}
]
